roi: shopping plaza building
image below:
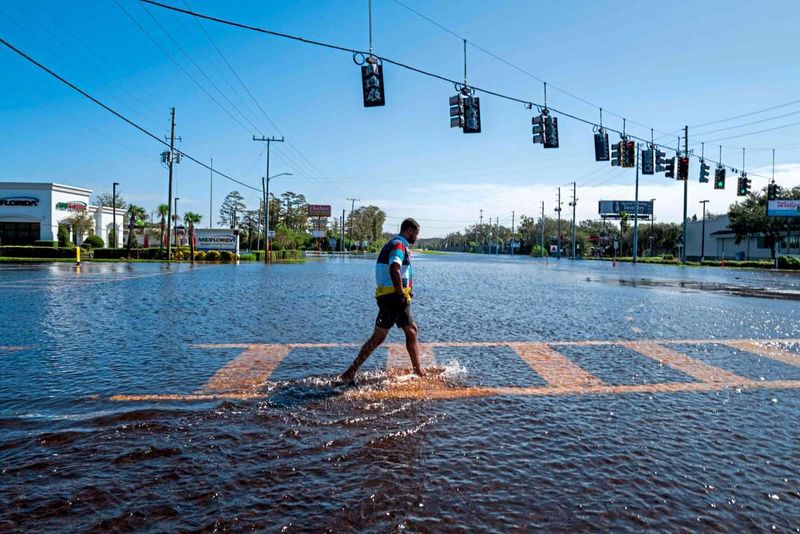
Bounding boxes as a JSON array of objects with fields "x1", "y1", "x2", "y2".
[{"x1": 0, "y1": 182, "x2": 124, "y2": 246}]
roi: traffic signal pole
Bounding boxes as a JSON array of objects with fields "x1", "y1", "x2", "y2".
[
  {"x1": 681, "y1": 125, "x2": 689, "y2": 264},
  {"x1": 633, "y1": 144, "x2": 640, "y2": 265}
]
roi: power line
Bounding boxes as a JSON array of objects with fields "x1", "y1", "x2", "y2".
[
  {"x1": 0, "y1": 37, "x2": 260, "y2": 193},
  {"x1": 701, "y1": 119, "x2": 800, "y2": 144},
  {"x1": 691, "y1": 108, "x2": 800, "y2": 137},
  {"x1": 690, "y1": 97, "x2": 800, "y2": 129}
]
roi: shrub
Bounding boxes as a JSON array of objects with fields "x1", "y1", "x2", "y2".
[
  {"x1": 205, "y1": 250, "x2": 221, "y2": 261},
  {"x1": 238, "y1": 253, "x2": 256, "y2": 261},
  {"x1": 83, "y1": 235, "x2": 105, "y2": 249},
  {"x1": 174, "y1": 250, "x2": 184, "y2": 260},
  {"x1": 194, "y1": 251, "x2": 205, "y2": 261},
  {"x1": 0, "y1": 246, "x2": 76, "y2": 258},
  {"x1": 778, "y1": 255, "x2": 800, "y2": 269},
  {"x1": 219, "y1": 250, "x2": 234, "y2": 262},
  {"x1": 661, "y1": 254, "x2": 674, "y2": 260},
  {"x1": 57, "y1": 225, "x2": 70, "y2": 247},
  {"x1": 34, "y1": 240, "x2": 58, "y2": 247}
]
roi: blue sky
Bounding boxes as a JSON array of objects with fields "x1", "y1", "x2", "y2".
[{"x1": 2, "y1": 0, "x2": 799, "y2": 236}]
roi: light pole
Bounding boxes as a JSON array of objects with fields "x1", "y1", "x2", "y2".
[
  {"x1": 649, "y1": 198, "x2": 656, "y2": 257},
  {"x1": 699, "y1": 199, "x2": 709, "y2": 262},
  {"x1": 112, "y1": 181, "x2": 119, "y2": 248},
  {"x1": 174, "y1": 197, "x2": 180, "y2": 249},
  {"x1": 263, "y1": 172, "x2": 292, "y2": 262}
]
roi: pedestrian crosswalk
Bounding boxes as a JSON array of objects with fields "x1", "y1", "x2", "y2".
[{"x1": 110, "y1": 338, "x2": 800, "y2": 402}]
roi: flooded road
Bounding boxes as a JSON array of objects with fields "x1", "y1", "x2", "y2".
[{"x1": 1, "y1": 255, "x2": 799, "y2": 531}]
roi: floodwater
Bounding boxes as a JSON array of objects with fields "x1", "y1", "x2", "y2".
[{"x1": 1, "y1": 255, "x2": 799, "y2": 531}]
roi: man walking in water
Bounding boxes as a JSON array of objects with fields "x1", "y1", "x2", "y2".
[{"x1": 341, "y1": 218, "x2": 424, "y2": 383}]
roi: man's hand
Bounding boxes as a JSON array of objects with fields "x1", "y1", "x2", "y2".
[{"x1": 395, "y1": 291, "x2": 408, "y2": 306}]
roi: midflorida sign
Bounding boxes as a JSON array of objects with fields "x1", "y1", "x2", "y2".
[
  {"x1": 0, "y1": 196, "x2": 39, "y2": 207},
  {"x1": 56, "y1": 201, "x2": 87, "y2": 211},
  {"x1": 195, "y1": 228, "x2": 239, "y2": 253},
  {"x1": 768, "y1": 200, "x2": 800, "y2": 218}
]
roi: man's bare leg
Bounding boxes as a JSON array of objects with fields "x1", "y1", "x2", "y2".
[
  {"x1": 402, "y1": 323, "x2": 424, "y2": 377},
  {"x1": 341, "y1": 326, "x2": 389, "y2": 382}
]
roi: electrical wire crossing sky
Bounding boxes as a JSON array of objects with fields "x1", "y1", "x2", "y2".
[{"x1": 1, "y1": 0, "x2": 799, "y2": 236}]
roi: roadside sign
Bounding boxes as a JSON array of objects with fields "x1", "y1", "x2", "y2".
[
  {"x1": 768, "y1": 199, "x2": 800, "y2": 218},
  {"x1": 308, "y1": 204, "x2": 332, "y2": 217},
  {"x1": 311, "y1": 230, "x2": 326, "y2": 238},
  {"x1": 267, "y1": 230, "x2": 276, "y2": 238}
]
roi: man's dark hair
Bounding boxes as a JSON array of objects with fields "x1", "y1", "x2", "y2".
[{"x1": 400, "y1": 218, "x2": 420, "y2": 233}]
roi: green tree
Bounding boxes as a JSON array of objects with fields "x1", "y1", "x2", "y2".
[
  {"x1": 156, "y1": 203, "x2": 169, "y2": 253},
  {"x1": 183, "y1": 211, "x2": 202, "y2": 261},
  {"x1": 280, "y1": 191, "x2": 309, "y2": 230},
  {"x1": 219, "y1": 191, "x2": 247, "y2": 228},
  {"x1": 92, "y1": 191, "x2": 127, "y2": 210},
  {"x1": 65, "y1": 209, "x2": 95, "y2": 246},
  {"x1": 125, "y1": 204, "x2": 147, "y2": 257}
]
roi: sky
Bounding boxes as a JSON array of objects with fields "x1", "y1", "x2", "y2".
[{"x1": 1, "y1": 0, "x2": 799, "y2": 237}]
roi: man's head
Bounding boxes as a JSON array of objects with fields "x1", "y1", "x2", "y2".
[{"x1": 400, "y1": 218, "x2": 420, "y2": 244}]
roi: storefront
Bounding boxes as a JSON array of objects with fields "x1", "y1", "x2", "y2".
[{"x1": 0, "y1": 182, "x2": 124, "y2": 246}]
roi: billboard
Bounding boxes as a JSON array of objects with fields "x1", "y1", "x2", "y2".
[
  {"x1": 768, "y1": 200, "x2": 800, "y2": 218},
  {"x1": 598, "y1": 200, "x2": 653, "y2": 219},
  {"x1": 307, "y1": 204, "x2": 332, "y2": 217},
  {"x1": 195, "y1": 229, "x2": 239, "y2": 254}
]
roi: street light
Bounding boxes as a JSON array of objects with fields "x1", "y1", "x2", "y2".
[
  {"x1": 174, "y1": 197, "x2": 180, "y2": 251},
  {"x1": 263, "y1": 172, "x2": 293, "y2": 262},
  {"x1": 112, "y1": 181, "x2": 119, "y2": 248}
]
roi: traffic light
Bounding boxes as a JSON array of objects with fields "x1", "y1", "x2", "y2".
[
  {"x1": 767, "y1": 182, "x2": 778, "y2": 200},
  {"x1": 360, "y1": 59, "x2": 385, "y2": 107},
  {"x1": 641, "y1": 147, "x2": 654, "y2": 175},
  {"x1": 449, "y1": 93, "x2": 464, "y2": 129},
  {"x1": 611, "y1": 141, "x2": 622, "y2": 166},
  {"x1": 532, "y1": 113, "x2": 545, "y2": 144},
  {"x1": 655, "y1": 150, "x2": 667, "y2": 173},
  {"x1": 544, "y1": 115, "x2": 559, "y2": 148},
  {"x1": 594, "y1": 130, "x2": 610, "y2": 161},
  {"x1": 714, "y1": 166, "x2": 726, "y2": 189},
  {"x1": 463, "y1": 96, "x2": 481, "y2": 133},
  {"x1": 737, "y1": 173, "x2": 751, "y2": 196},
  {"x1": 622, "y1": 141, "x2": 636, "y2": 168},
  {"x1": 699, "y1": 159, "x2": 710, "y2": 183},
  {"x1": 664, "y1": 157, "x2": 675, "y2": 178},
  {"x1": 450, "y1": 92, "x2": 481, "y2": 133},
  {"x1": 677, "y1": 157, "x2": 689, "y2": 181}
]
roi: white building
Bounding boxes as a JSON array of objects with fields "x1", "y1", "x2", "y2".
[
  {"x1": 0, "y1": 182, "x2": 124, "y2": 246},
  {"x1": 684, "y1": 213, "x2": 800, "y2": 261}
]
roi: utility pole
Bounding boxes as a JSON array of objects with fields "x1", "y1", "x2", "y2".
[
  {"x1": 165, "y1": 107, "x2": 177, "y2": 260},
  {"x1": 112, "y1": 181, "x2": 119, "y2": 248},
  {"x1": 209, "y1": 158, "x2": 213, "y2": 229},
  {"x1": 511, "y1": 210, "x2": 515, "y2": 255},
  {"x1": 633, "y1": 144, "x2": 640, "y2": 265},
  {"x1": 540, "y1": 201, "x2": 545, "y2": 258},
  {"x1": 479, "y1": 209, "x2": 484, "y2": 252},
  {"x1": 699, "y1": 199, "x2": 709, "y2": 262},
  {"x1": 570, "y1": 182, "x2": 577, "y2": 260},
  {"x1": 346, "y1": 197, "x2": 360, "y2": 251},
  {"x1": 253, "y1": 135, "x2": 285, "y2": 262},
  {"x1": 495, "y1": 217, "x2": 500, "y2": 255},
  {"x1": 682, "y1": 126, "x2": 689, "y2": 264},
  {"x1": 556, "y1": 187, "x2": 562, "y2": 259},
  {"x1": 341, "y1": 209, "x2": 346, "y2": 252}
]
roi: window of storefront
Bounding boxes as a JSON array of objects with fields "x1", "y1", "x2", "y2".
[{"x1": 0, "y1": 222, "x2": 41, "y2": 245}]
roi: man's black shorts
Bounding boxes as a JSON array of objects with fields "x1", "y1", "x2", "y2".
[{"x1": 375, "y1": 293, "x2": 414, "y2": 329}]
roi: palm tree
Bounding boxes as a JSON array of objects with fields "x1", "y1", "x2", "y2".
[
  {"x1": 183, "y1": 211, "x2": 202, "y2": 261},
  {"x1": 126, "y1": 204, "x2": 147, "y2": 257},
  {"x1": 157, "y1": 203, "x2": 169, "y2": 254}
]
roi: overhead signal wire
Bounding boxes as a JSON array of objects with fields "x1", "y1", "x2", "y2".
[
  {"x1": 0, "y1": 37, "x2": 261, "y2": 193},
  {"x1": 691, "y1": 108, "x2": 800, "y2": 137},
  {"x1": 179, "y1": 0, "x2": 345, "y2": 195},
  {"x1": 144, "y1": 0, "x2": 758, "y2": 180},
  {"x1": 389, "y1": 0, "x2": 670, "y2": 136}
]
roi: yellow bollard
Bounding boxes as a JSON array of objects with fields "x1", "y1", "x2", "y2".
[{"x1": 76, "y1": 246, "x2": 81, "y2": 266}]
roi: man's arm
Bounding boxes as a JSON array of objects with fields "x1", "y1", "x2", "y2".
[{"x1": 389, "y1": 262, "x2": 405, "y2": 298}]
